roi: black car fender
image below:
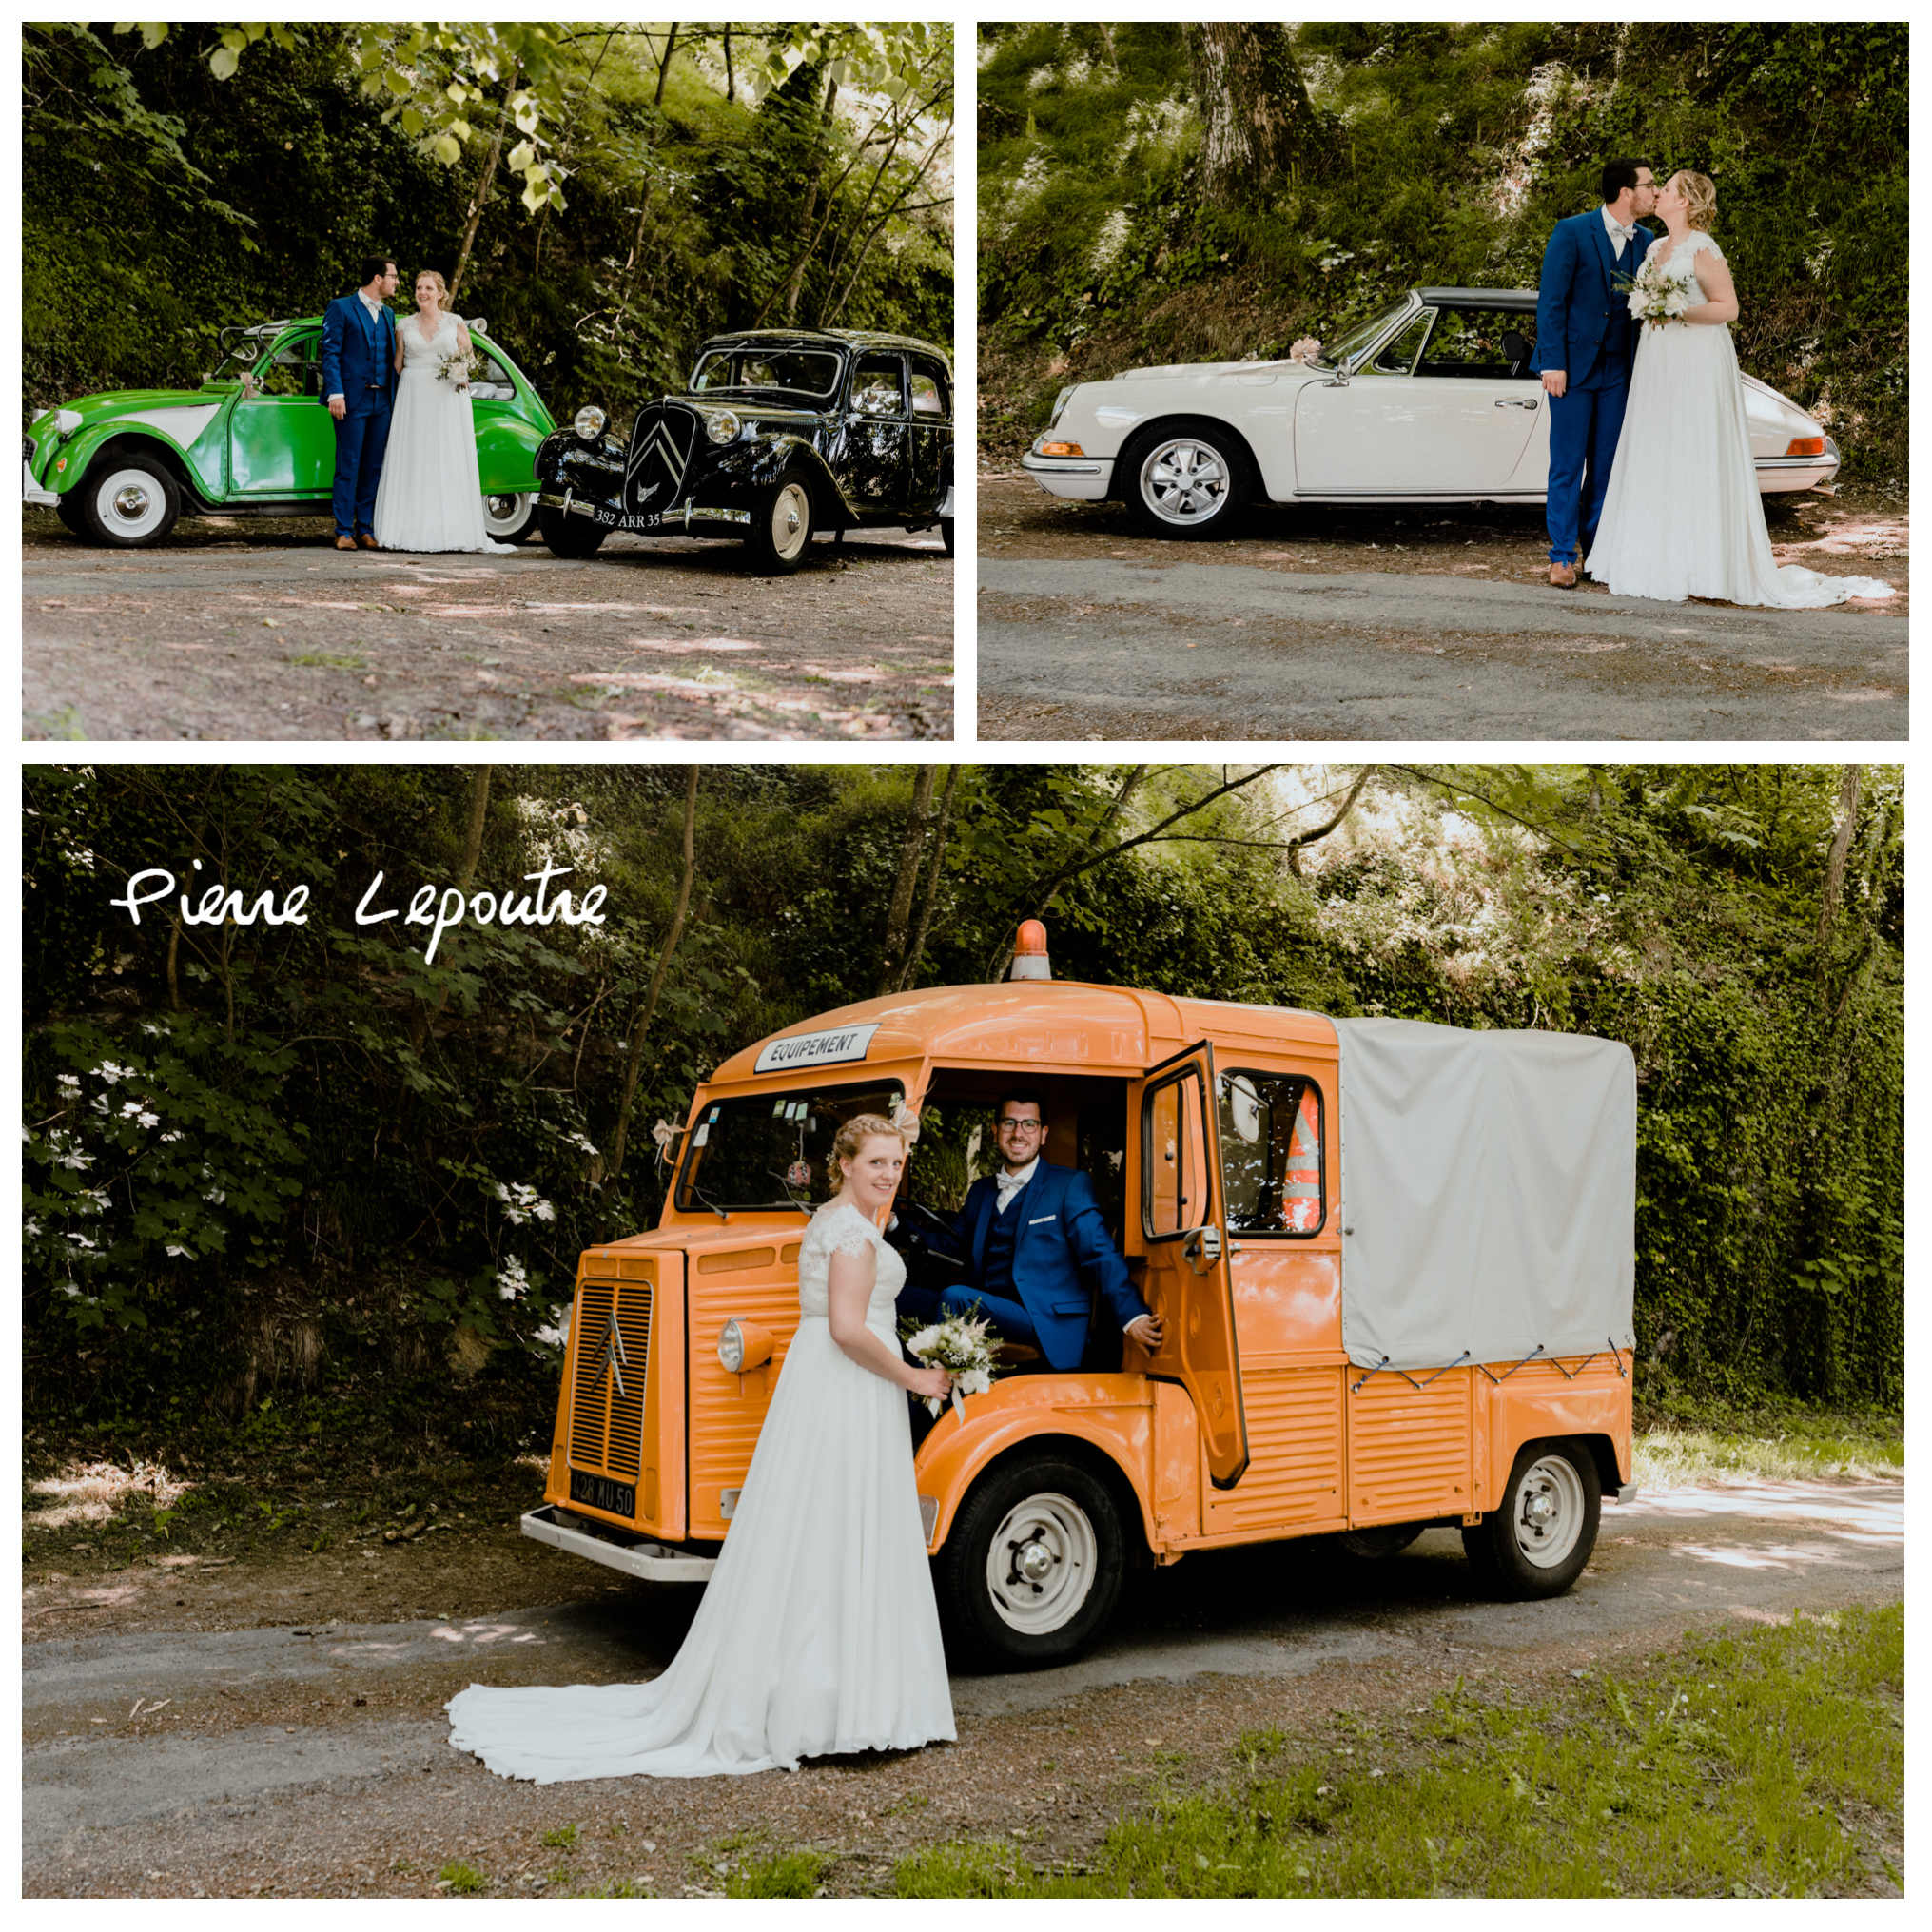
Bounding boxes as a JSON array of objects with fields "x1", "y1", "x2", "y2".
[{"x1": 707, "y1": 432, "x2": 859, "y2": 527}]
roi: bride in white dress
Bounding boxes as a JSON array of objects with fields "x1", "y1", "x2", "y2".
[
  {"x1": 1587, "y1": 171, "x2": 1894, "y2": 608},
  {"x1": 371, "y1": 270, "x2": 516, "y2": 555},
  {"x1": 445, "y1": 1115, "x2": 956, "y2": 1782}
]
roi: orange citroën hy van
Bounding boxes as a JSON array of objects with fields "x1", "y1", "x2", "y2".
[{"x1": 527, "y1": 923, "x2": 1638, "y2": 1667}]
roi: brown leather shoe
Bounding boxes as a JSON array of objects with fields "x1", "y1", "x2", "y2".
[
  {"x1": 1549, "y1": 559, "x2": 1578, "y2": 588},
  {"x1": 335, "y1": 535, "x2": 356, "y2": 551},
  {"x1": 356, "y1": 532, "x2": 380, "y2": 550}
]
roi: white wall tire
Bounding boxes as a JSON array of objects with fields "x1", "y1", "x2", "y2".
[
  {"x1": 481, "y1": 490, "x2": 538, "y2": 542},
  {"x1": 81, "y1": 457, "x2": 180, "y2": 548},
  {"x1": 1462, "y1": 1438, "x2": 1602, "y2": 1600}
]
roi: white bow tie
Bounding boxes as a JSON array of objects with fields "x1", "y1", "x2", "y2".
[
  {"x1": 994, "y1": 1169, "x2": 1030, "y2": 1212},
  {"x1": 1612, "y1": 224, "x2": 1635, "y2": 241}
]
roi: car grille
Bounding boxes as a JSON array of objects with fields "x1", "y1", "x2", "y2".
[
  {"x1": 24, "y1": 436, "x2": 36, "y2": 463},
  {"x1": 568, "y1": 1276, "x2": 654, "y2": 1480},
  {"x1": 623, "y1": 400, "x2": 701, "y2": 518}
]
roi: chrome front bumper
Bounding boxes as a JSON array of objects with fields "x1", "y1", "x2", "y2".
[
  {"x1": 520, "y1": 1503, "x2": 715, "y2": 1583},
  {"x1": 1021, "y1": 449, "x2": 1112, "y2": 501},
  {"x1": 538, "y1": 489, "x2": 750, "y2": 533},
  {"x1": 23, "y1": 459, "x2": 58, "y2": 508}
]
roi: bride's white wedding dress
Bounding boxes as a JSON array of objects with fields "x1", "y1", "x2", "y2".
[
  {"x1": 371, "y1": 313, "x2": 515, "y2": 555},
  {"x1": 445, "y1": 1199, "x2": 954, "y2": 1782},
  {"x1": 1586, "y1": 231, "x2": 1893, "y2": 607}
]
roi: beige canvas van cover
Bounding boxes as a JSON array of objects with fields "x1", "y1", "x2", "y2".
[{"x1": 1333, "y1": 1017, "x2": 1637, "y2": 1372}]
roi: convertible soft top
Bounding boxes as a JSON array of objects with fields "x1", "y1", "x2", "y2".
[{"x1": 1335, "y1": 1017, "x2": 1636, "y2": 1372}]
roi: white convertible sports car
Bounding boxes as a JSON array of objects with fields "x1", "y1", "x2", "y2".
[{"x1": 1022, "y1": 286, "x2": 1844, "y2": 539}]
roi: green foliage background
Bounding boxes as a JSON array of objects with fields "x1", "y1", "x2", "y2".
[
  {"x1": 978, "y1": 22, "x2": 1905, "y2": 483},
  {"x1": 23, "y1": 22, "x2": 953, "y2": 426},
  {"x1": 22, "y1": 763, "x2": 1901, "y2": 1448}
]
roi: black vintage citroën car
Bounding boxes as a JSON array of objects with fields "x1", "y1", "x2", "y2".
[{"x1": 535, "y1": 327, "x2": 954, "y2": 574}]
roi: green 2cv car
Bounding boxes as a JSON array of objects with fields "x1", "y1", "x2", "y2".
[{"x1": 23, "y1": 314, "x2": 556, "y2": 547}]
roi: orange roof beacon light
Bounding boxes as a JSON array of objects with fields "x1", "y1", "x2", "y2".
[
  {"x1": 526, "y1": 964, "x2": 1639, "y2": 1674},
  {"x1": 1008, "y1": 920, "x2": 1052, "y2": 981}
]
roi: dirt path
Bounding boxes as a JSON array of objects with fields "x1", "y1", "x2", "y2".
[
  {"x1": 978, "y1": 473, "x2": 1907, "y2": 742},
  {"x1": 21, "y1": 513, "x2": 954, "y2": 742},
  {"x1": 24, "y1": 1478, "x2": 1902, "y2": 1897}
]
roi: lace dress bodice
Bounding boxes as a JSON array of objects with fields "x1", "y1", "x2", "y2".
[
  {"x1": 399, "y1": 313, "x2": 460, "y2": 375},
  {"x1": 1640, "y1": 228, "x2": 1724, "y2": 299},
  {"x1": 797, "y1": 1200, "x2": 906, "y2": 1325}
]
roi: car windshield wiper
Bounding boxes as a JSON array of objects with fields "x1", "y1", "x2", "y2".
[{"x1": 768, "y1": 1171, "x2": 814, "y2": 1216}]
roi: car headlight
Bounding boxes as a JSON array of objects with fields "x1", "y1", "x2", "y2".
[
  {"x1": 718, "y1": 1318, "x2": 773, "y2": 1375},
  {"x1": 574, "y1": 405, "x2": 607, "y2": 440},
  {"x1": 1049, "y1": 385, "x2": 1075, "y2": 428},
  {"x1": 705, "y1": 409, "x2": 741, "y2": 446},
  {"x1": 56, "y1": 409, "x2": 82, "y2": 438}
]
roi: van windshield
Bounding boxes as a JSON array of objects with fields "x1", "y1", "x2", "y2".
[{"x1": 676, "y1": 1081, "x2": 906, "y2": 1214}]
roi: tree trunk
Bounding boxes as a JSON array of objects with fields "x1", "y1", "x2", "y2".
[
  {"x1": 410, "y1": 768, "x2": 493, "y2": 1058},
  {"x1": 877, "y1": 766, "x2": 939, "y2": 994},
  {"x1": 1183, "y1": 23, "x2": 1322, "y2": 206},
  {"x1": 723, "y1": 27, "x2": 734, "y2": 103},
  {"x1": 609, "y1": 767, "x2": 700, "y2": 1183},
  {"x1": 448, "y1": 69, "x2": 518, "y2": 308},
  {"x1": 654, "y1": 23, "x2": 679, "y2": 107},
  {"x1": 1815, "y1": 763, "x2": 1862, "y2": 989},
  {"x1": 897, "y1": 767, "x2": 960, "y2": 992},
  {"x1": 780, "y1": 71, "x2": 840, "y2": 324}
]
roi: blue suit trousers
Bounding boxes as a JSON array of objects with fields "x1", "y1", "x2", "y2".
[
  {"x1": 1545, "y1": 362, "x2": 1629, "y2": 565},
  {"x1": 332, "y1": 400, "x2": 392, "y2": 537},
  {"x1": 937, "y1": 1283, "x2": 1041, "y2": 1350}
]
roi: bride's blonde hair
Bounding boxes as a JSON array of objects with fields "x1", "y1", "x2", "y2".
[
  {"x1": 1673, "y1": 171, "x2": 1718, "y2": 233},
  {"x1": 832, "y1": 1113, "x2": 907, "y2": 1178}
]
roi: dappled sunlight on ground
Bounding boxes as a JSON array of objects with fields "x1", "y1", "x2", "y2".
[
  {"x1": 1619, "y1": 1479, "x2": 1903, "y2": 1541},
  {"x1": 26, "y1": 1457, "x2": 195, "y2": 1532}
]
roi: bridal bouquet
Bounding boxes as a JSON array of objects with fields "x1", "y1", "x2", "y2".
[
  {"x1": 900, "y1": 1307, "x2": 1002, "y2": 1419},
  {"x1": 437, "y1": 345, "x2": 478, "y2": 387},
  {"x1": 1613, "y1": 256, "x2": 1695, "y2": 329}
]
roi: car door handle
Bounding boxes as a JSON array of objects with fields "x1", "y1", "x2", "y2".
[{"x1": 1494, "y1": 398, "x2": 1540, "y2": 411}]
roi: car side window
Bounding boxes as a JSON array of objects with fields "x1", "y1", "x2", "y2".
[
  {"x1": 259, "y1": 334, "x2": 322, "y2": 397},
  {"x1": 1417, "y1": 309, "x2": 1526, "y2": 380},
  {"x1": 1366, "y1": 313, "x2": 1432, "y2": 377},
  {"x1": 908, "y1": 356, "x2": 949, "y2": 418},
  {"x1": 1142, "y1": 1063, "x2": 1213, "y2": 1240},
  {"x1": 1218, "y1": 1070, "x2": 1324, "y2": 1237},
  {"x1": 849, "y1": 356, "x2": 906, "y2": 418},
  {"x1": 470, "y1": 346, "x2": 517, "y2": 400}
]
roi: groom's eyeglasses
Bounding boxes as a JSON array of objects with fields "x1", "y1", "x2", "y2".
[{"x1": 997, "y1": 1118, "x2": 1044, "y2": 1137}]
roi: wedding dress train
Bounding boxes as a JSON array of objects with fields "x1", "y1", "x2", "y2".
[
  {"x1": 1586, "y1": 232, "x2": 1893, "y2": 608},
  {"x1": 444, "y1": 1200, "x2": 954, "y2": 1781},
  {"x1": 371, "y1": 313, "x2": 516, "y2": 555}
]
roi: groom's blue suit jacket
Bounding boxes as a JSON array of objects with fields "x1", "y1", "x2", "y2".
[
  {"x1": 1532, "y1": 210, "x2": 1652, "y2": 389},
  {"x1": 937, "y1": 1161, "x2": 1149, "y2": 1371},
  {"x1": 319, "y1": 294, "x2": 397, "y2": 415}
]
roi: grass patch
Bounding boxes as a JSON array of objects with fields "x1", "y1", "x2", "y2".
[
  {"x1": 287, "y1": 651, "x2": 368, "y2": 670},
  {"x1": 696, "y1": 1829, "x2": 829, "y2": 1899},
  {"x1": 540, "y1": 1822, "x2": 579, "y2": 1850},
  {"x1": 1632, "y1": 1391, "x2": 1903, "y2": 1486},
  {"x1": 894, "y1": 1605, "x2": 1903, "y2": 1898},
  {"x1": 438, "y1": 1860, "x2": 488, "y2": 1896}
]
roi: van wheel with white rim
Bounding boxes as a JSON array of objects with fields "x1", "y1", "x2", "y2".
[
  {"x1": 481, "y1": 490, "x2": 538, "y2": 543},
  {"x1": 1462, "y1": 1438, "x2": 1601, "y2": 1600},
  {"x1": 1120, "y1": 418, "x2": 1253, "y2": 540},
  {"x1": 744, "y1": 470, "x2": 814, "y2": 575},
  {"x1": 938, "y1": 1454, "x2": 1124, "y2": 1669},
  {"x1": 80, "y1": 454, "x2": 180, "y2": 548}
]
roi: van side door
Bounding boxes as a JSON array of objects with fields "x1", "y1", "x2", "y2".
[{"x1": 1135, "y1": 1040, "x2": 1249, "y2": 1488}]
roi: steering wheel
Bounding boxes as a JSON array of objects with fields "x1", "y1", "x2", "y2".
[{"x1": 890, "y1": 1200, "x2": 964, "y2": 1268}]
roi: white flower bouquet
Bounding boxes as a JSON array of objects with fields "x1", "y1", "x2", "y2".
[
  {"x1": 437, "y1": 345, "x2": 478, "y2": 388},
  {"x1": 900, "y1": 1306, "x2": 1002, "y2": 1419},
  {"x1": 1615, "y1": 255, "x2": 1695, "y2": 329}
]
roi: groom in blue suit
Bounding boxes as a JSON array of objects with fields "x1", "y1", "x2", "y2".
[
  {"x1": 906, "y1": 1089, "x2": 1161, "y2": 1371},
  {"x1": 320, "y1": 254, "x2": 400, "y2": 551},
  {"x1": 1533, "y1": 159, "x2": 1657, "y2": 586}
]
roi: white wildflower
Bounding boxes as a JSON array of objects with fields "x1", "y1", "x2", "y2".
[
  {"x1": 498, "y1": 1254, "x2": 530, "y2": 1300},
  {"x1": 494, "y1": 1181, "x2": 555, "y2": 1226},
  {"x1": 26, "y1": 1216, "x2": 42, "y2": 1237},
  {"x1": 57, "y1": 1074, "x2": 80, "y2": 1096},
  {"x1": 203, "y1": 1187, "x2": 226, "y2": 1205},
  {"x1": 66, "y1": 1232, "x2": 99, "y2": 1251},
  {"x1": 93, "y1": 1061, "x2": 132, "y2": 1084},
  {"x1": 533, "y1": 1304, "x2": 572, "y2": 1351},
  {"x1": 166, "y1": 1244, "x2": 194, "y2": 1259},
  {"x1": 137, "y1": 1111, "x2": 159, "y2": 1129},
  {"x1": 160, "y1": 1130, "x2": 185, "y2": 1143}
]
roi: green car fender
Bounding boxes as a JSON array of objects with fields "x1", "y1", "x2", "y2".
[
  {"x1": 474, "y1": 413, "x2": 547, "y2": 497},
  {"x1": 39, "y1": 404, "x2": 228, "y2": 507}
]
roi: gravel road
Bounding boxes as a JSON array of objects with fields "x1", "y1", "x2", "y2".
[
  {"x1": 24, "y1": 1478, "x2": 1901, "y2": 1897},
  {"x1": 977, "y1": 473, "x2": 1906, "y2": 741},
  {"x1": 21, "y1": 514, "x2": 954, "y2": 742}
]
